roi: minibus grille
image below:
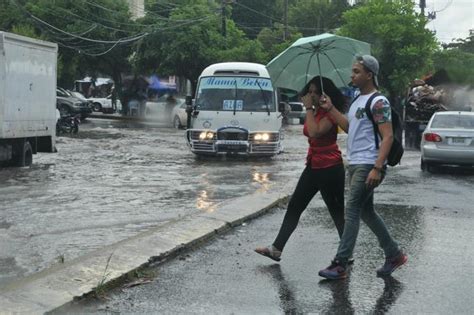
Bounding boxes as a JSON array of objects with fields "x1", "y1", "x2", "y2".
[
  {"x1": 251, "y1": 143, "x2": 279, "y2": 153},
  {"x1": 217, "y1": 130, "x2": 248, "y2": 141},
  {"x1": 192, "y1": 143, "x2": 214, "y2": 151}
]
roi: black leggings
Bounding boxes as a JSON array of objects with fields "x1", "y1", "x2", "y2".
[{"x1": 273, "y1": 163, "x2": 345, "y2": 251}]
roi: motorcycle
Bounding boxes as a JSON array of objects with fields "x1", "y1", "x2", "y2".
[{"x1": 56, "y1": 114, "x2": 80, "y2": 135}]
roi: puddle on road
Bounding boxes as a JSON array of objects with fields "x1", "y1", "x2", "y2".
[{"x1": 0, "y1": 122, "x2": 308, "y2": 286}]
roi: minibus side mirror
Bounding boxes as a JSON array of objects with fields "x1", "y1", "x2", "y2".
[
  {"x1": 185, "y1": 95, "x2": 193, "y2": 106},
  {"x1": 278, "y1": 101, "x2": 290, "y2": 113}
]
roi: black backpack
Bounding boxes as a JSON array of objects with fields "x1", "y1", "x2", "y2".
[{"x1": 362, "y1": 92, "x2": 404, "y2": 166}]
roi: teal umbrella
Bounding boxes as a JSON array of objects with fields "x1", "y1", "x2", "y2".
[{"x1": 266, "y1": 33, "x2": 371, "y2": 93}]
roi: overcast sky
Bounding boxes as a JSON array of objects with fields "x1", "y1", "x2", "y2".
[{"x1": 422, "y1": 0, "x2": 473, "y2": 43}]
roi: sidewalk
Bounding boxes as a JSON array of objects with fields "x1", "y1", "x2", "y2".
[{"x1": 0, "y1": 190, "x2": 290, "y2": 314}]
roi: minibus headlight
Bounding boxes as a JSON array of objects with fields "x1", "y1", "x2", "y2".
[
  {"x1": 254, "y1": 133, "x2": 270, "y2": 141},
  {"x1": 199, "y1": 131, "x2": 214, "y2": 140}
]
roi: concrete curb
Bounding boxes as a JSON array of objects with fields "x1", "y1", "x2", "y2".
[
  {"x1": 88, "y1": 113, "x2": 145, "y2": 121},
  {"x1": 0, "y1": 191, "x2": 290, "y2": 314},
  {"x1": 88, "y1": 114, "x2": 169, "y2": 124}
]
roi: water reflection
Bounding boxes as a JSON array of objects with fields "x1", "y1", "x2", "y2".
[
  {"x1": 252, "y1": 171, "x2": 271, "y2": 193},
  {"x1": 318, "y1": 276, "x2": 403, "y2": 314},
  {"x1": 318, "y1": 278, "x2": 354, "y2": 314},
  {"x1": 196, "y1": 189, "x2": 216, "y2": 213},
  {"x1": 372, "y1": 276, "x2": 404, "y2": 313},
  {"x1": 257, "y1": 264, "x2": 302, "y2": 314}
]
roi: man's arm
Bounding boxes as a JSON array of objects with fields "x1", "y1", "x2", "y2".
[
  {"x1": 301, "y1": 94, "x2": 336, "y2": 138},
  {"x1": 319, "y1": 94, "x2": 349, "y2": 133},
  {"x1": 374, "y1": 122, "x2": 393, "y2": 169},
  {"x1": 366, "y1": 98, "x2": 393, "y2": 188}
]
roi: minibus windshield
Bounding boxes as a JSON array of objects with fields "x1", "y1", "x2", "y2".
[{"x1": 195, "y1": 76, "x2": 275, "y2": 112}]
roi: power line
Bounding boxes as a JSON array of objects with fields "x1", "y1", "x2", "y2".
[
  {"x1": 433, "y1": 0, "x2": 454, "y2": 13},
  {"x1": 28, "y1": 13, "x2": 148, "y2": 44},
  {"x1": 233, "y1": 1, "x2": 284, "y2": 24}
]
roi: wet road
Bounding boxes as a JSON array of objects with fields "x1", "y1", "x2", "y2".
[
  {"x1": 56, "y1": 144, "x2": 474, "y2": 314},
  {"x1": 0, "y1": 118, "x2": 307, "y2": 286}
]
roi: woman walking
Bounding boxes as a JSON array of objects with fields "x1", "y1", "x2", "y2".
[{"x1": 255, "y1": 76, "x2": 347, "y2": 261}]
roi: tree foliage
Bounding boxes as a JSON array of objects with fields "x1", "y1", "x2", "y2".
[
  {"x1": 433, "y1": 48, "x2": 474, "y2": 87},
  {"x1": 2, "y1": 0, "x2": 468, "y2": 104},
  {"x1": 257, "y1": 24, "x2": 302, "y2": 62},
  {"x1": 230, "y1": 0, "x2": 279, "y2": 39},
  {"x1": 136, "y1": 0, "x2": 267, "y2": 92},
  {"x1": 338, "y1": 0, "x2": 438, "y2": 103},
  {"x1": 288, "y1": 0, "x2": 349, "y2": 36},
  {"x1": 2, "y1": 0, "x2": 137, "y2": 88},
  {"x1": 442, "y1": 33, "x2": 474, "y2": 54}
]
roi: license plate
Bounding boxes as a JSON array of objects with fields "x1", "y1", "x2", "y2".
[
  {"x1": 451, "y1": 137, "x2": 465, "y2": 144},
  {"x1": 218, "y1": 140, "x2": 246, "y2": 145}
]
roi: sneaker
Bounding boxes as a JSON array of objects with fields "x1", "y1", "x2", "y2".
[
  {"x1": 377, "y1": 251, "x2": 408, "y2": 277},
  {"x1": 318, "y1": 260, "x2": 347, "y2": 280}
]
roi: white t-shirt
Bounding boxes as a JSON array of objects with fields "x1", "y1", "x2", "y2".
[{"x1": 347, "y1": 92, "x2": 391, "y2": 165}]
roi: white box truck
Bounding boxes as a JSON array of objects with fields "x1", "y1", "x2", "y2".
[
  {"x1": 185, "y1": 62, "x2": 285, "y2": 156},
  {"x1": 0, "y1": 31, "x2": 57, "y2": 167}
]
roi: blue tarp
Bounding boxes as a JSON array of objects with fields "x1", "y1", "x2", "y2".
[{"x1": 148, "y1": 75, "x2": 177, "y2": 95}]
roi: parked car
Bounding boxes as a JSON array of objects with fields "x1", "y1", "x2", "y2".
[
  {"x1": 56, "y1": 87, "x2": 92, "y2": 120},
  {"x1": 145, "y1": 95, "x2": 187, "y2": 127},
  {"x1": 171, "y1": 102, "x2": 188, "y2": 128},
  {"x1": 287, "y1": 101, "x2": 306, "y2": 124},
  {"x1": 68, "y1": 90, "x2": 92, "y2": 107},
  {"x1": 88, "y1": 95, "x2": 121, "y2": 113},
  {"x1": 421, "y1": 111, "x2": 474, "y2": 172}
]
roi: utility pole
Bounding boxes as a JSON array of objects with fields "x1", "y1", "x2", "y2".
[
  {"x1": 283, "y1": 0, "x2": 288, "y2": 41},
  {"x1": 316, "y1": 12, "x2": 321, "y2": 35},
  {"x1": 420, "y1": 0, "x2": 426, "y2": 16}
]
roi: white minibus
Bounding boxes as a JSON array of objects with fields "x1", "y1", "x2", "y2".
[{"x1": 185, "y1": 62, "x2": 285, "y2": 156}]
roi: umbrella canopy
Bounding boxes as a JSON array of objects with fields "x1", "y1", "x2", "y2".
[{"x1": 266, "y1": 33, "x2": 371, "y2": 93}]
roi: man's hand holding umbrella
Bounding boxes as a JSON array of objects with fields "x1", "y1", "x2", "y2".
[{"x1": 318, "y1": 93, "x2": 349, "y2": 133}]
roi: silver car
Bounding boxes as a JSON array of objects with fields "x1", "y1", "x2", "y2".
[
  {"x1": 421, "y1": 111, "x2": 474, "y2": 171},
  {"x1": 286, "y1": 102, "x2": 306, "y2": 124},
  {"x1": 171, "y1": 102, "x2": 188, "y2": 128}
]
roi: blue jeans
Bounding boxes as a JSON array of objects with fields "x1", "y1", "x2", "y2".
[{"x1": 335, "y1": 164, "x2": 399, "y2": 265}]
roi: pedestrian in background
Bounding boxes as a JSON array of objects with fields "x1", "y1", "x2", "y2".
[
  {"x1": 317, "y1": 55, "x2": 407, "y2": 280},
  {"x1": 255, "y1": 76, "x2": 347, "y2": 262}
]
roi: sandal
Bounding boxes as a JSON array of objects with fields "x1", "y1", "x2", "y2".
[{"x1": 254, "y1": 245, "x2": 281, "y2": 262}]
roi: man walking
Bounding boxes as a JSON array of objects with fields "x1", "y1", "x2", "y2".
[{"x1": 317, "y1": 55, "x2": 407, "y2": 280}]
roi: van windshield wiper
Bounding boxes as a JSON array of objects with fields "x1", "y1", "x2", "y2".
[
  {"x1": 233, "y1": 78, "x2": 238, "y2": 116},
  {"x1": 255, "y1": 79, "x2": 270, "y2": 116}
]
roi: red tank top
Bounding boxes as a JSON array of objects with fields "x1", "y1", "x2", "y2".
[{"x1": 303, "y1": 108, "x2": 342, "y2": 169}]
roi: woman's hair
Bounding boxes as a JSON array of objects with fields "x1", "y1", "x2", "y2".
[{"x1": 300, "y1": 76, "x2": 346, "y2": 112}]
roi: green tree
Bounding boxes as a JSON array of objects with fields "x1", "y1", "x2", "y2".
[
  {"x1": 443, "y1": 33, "x2": 474, "y2": 54},
  {"x1": 338, "y1": 0, "x2": 438, "y2": 104},
  {"x1": 230, "y1": 0, "x2": 279, "y2": 39},
  {"x1": 0, "y1": 0, "x2": 27, "y2": 31},
  {"x1": 435, "y1": 33, "x2": 474, "y2": 86},
  {"x1": 5, "y1": 0, "x2": 138, "y2": 90},
  {"x1": 135, "y1": 1, "x2": 266, "y2": 93},
  {"x1": 288, "y1": 0, "x2": 349, "y2": 36},
  {"x1": 433, "y1": 48, "x2": 474, "y2": 87},
  {"x1": 256, "y1": 24, "x2": 302, "y2": 62}
]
